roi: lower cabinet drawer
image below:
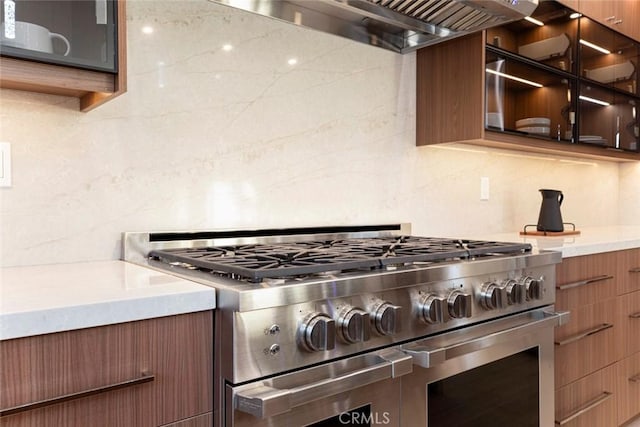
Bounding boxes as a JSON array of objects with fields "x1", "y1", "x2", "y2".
[
  {"x1": 555, "y1": 298, "x2": 618, "y2": 388},
  {"x1": 159, "y1": 412, "x2": 213, "y2": 427},
  {"x1": 617, "y1": 353, "x2": 640, "y2": 426},
  {"x1": 555, "y1": 364, "x2": 617, "y2": 427},
  {"x1": 0, "y1": 311, "x2": 213, "y2": 427},
  {"x1": 617, "y1": 248, "x2": 640, "y2": 296},
  {"x1": 555, "y1": 252, "x2": 617, "y2": 310},
  {"x1": 0, "y1": 385, "x2": 154, "y2": 427},
  {"x1": 617, "y1": 291, "x2": 640, "y2": 358}
]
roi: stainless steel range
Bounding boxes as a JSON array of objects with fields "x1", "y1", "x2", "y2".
[{"x1": 123, "y1": 224, "x2": 568, "y2": 427}]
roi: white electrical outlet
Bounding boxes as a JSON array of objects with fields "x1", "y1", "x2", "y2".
[
  {"x1": 480, "y1": 177, "x2": 490, "y2": 201},
  {"x1": 0, "y1": 142, "x2": 12, "y2": 188}
]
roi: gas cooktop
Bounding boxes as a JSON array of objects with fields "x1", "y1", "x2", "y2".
[{"x1": 149, "y1": 236, "x2": 532, "y2": 281}]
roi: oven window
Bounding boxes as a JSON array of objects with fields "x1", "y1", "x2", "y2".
[
  {"x1": 428, "y1": 347, "x2": 539, "y2": 427},
  {"x1": 307, "y1": 404, "x2": 374, "y2": 426}
]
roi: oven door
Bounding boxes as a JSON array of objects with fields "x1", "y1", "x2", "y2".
[
  {"x1": 226, "y1": 348, "x2": 412, "y2": 427},
  {"x1": 401, "y1": 308, "x2": 569, "y2": 427}
]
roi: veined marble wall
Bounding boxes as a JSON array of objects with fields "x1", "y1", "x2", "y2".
[
  {"x1": 620, "y1": 162, "x2": 640, "y2": 225},
  {"x1": 0, "y1": 0, "x2": 624, "y2": 267}
]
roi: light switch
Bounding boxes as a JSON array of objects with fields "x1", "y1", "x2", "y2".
[
  {"x1": 480, "y1": 177, "x2": 489, "y2": 201},
  {"x1": 0, "y1": 142, "x2": 12, "y2": 188}
]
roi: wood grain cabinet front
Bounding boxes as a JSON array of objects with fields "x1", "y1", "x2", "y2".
[
  {"x1": 554, "y1": 297, "x2": 618, "y2": 388},
  {"x1": 579, "y1": 0, "x2": 640, "y2": 42},
  {"x1": 617, "y1": 248, "x2": 640, "y2": 296},
  {"x1": 617, "y1": 352, "x2": 640, "y2": 426},
  {"x1": 554, "y1": 252, "x2": 619, "y2": 388},
  {"x1": 0, "y1": 311, "x2": 213, "y2": 427},
  {"x1": 555, "y1": 249, "x2": 640, "y2": 426},
  {"x1": 617, "y1": 290, "x2": 640, "y2": 358},
  {"x1": 555, "y1": 251, "x2": 618, "y2": 310},
  {"x1": 555, "y1": 364, "x2": 617, "y2": 427},
  {"x1": 159, "y1": 412, "x2": 213, "y2": 427}
]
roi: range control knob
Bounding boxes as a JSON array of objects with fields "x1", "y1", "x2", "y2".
[
  {"x1": 503, "y1": 279, "x2": 526, "y2": 305},
  {"x1": 447, "y1": 291, "x2": 472, "y2": 319},
  {"x1": 371, "y1": 302, "x2": 402, "y2": 335},
  {"x1": 298, "y1": 313, "x2": 336, "y2": 352},
  {"x1": 337, "y1": 307, "x2": 371, "y2": 343},
  {"x1": 521, "y1": 276, "x2": 543, "y2": 301},
  {"x1": 480, "y1": 282, "x2": 507, "y2": 310},
  {"x1": 418, "y1": 294, "x2": 447, "y2": 324}
]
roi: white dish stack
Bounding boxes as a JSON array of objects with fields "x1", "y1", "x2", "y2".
[{"x1": 516, "y1": 117, "x2": 551, "y2": 136}]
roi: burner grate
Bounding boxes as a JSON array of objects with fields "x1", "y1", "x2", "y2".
[{"x1": 149, "y1": 236, "x2": 531, "y2": 281}]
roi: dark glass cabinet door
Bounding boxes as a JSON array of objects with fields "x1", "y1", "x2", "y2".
[
  {"x1": 579, "y1": 83, "x2": 639, "y2": 151},
  {"x1": 0, "y1": 0, "x2": 117, "y2": 72},
  {"x1": 578, "y1": 15, "x2": 639, "y2": 152},
  {"x1": 485, "y1": 52, "x2": 575, "y2": 142},
  {"x1": 579, "y1": 16, "x2": 639, "y2": 96},
  {"x1": 486, "y1": 1, "x2": 578, "y2": 74},
  {"x1": 483, "y1": 0, "x2": 640, "y2": 156}
]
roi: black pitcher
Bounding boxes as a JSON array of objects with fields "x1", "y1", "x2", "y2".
[{"x1": 537, "y1": 189, "x2": 564, "y2": 232}]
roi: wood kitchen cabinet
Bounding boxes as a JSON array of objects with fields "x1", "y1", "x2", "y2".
[
  {"x1": 0, "y1": 311, "x2": 213, "y2": 426},
  {"x1": 617, "y1": 248, "x2": 640, "y2": 295},
  {"x1": 554, "y1": 252, "x2": 618, "y2": 389},
  {"x1": 554, "y1": 297, "x2": 618, "y2": 387},
  {"x1": 617, "y1": 352, "x2": 640, "y2": 426},
  {"x1": 617, "y1": 291, "x2": 640, "y2": 360},
  {"x1": 416, "y1": 1, "x2": 640, "y2": 162},
  {"x1": 579, "y1": 0, "x2": 640, "y2": 42},
  {"x1": 159, "y1": 413, "x2": 213, "y2": 427},
  {"x1": 555, "y1": 364, "x2": 617, "y2": 427},
  {"x1": 554, "y1": 249, "x2": 640, "y2": 426},
  {"x1": 0, "y1": 0, "x2": 127, "y2": 111}
]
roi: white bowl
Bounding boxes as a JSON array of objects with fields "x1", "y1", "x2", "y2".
[
  {"x1": 516, "y1": 117, "x2": 551, "y2": 128},
  {"x1": 517, "y1": 126, "x2": 550, "y2": 136}
]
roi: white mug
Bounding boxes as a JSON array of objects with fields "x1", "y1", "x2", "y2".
[{"x1": 1, "y1": 21, "x2": 70, "y2": 56}]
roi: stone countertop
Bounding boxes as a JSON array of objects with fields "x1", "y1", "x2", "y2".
[
  {"x1": 465, "y1": 226, "x2": 640, "y2": 258},
  {"x1": 0, "y1": 260, "x2": 216, "y2": 340}
]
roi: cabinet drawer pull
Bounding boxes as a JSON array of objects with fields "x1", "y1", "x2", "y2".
[
  {"x1": 556, "y1": 275, "x2": 613, "y2": 291},
  {"x1": 554, "y1": 323, "x2": 613, "y2": 346},
  {"x1": 0, "y1": 374, "x2": 154, "y2": 417},
  {"x1": 630, "y1": 312, "x2": 640, "y2": 319},
  {"x1": 630, "y1": 374, "x2": 640, "y2": 383},
  {"x1": 555, "y1": 391, "x2": 613, "y2": 426},
  {"x1": 629, "y1": 267, "x2": 640, "y2": 273},
  {"x1": 605, "y1": 15, "x2": 616, "y2": 21}
]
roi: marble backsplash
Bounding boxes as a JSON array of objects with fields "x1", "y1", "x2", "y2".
[
  {"x1": 0, "y1": 0, "x2": 629, "y2": 267},
  {"x1": 620, "y1": 162, "x2": 640, "y2": 225}
]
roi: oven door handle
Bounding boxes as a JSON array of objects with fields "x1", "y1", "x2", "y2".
[
  {"x1": 233, "y1": 348, "x2": 413, "y2": 419},
  {"x1": 403, "y1": 310, "x2": 569, "y2": 369}
]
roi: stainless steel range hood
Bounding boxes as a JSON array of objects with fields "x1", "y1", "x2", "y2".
[{"x1": 209, "y1": 0, "x2": 538, "y2": 53}]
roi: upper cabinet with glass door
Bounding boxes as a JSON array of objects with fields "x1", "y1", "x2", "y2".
[
  {"x1": 579, "y1": 17, "x2": 638, "y2": 96},
  {"x1": 482, "y1": 1, "x2": 639, "y2": 157},
  {"x1": 484, "y1": 2, "x2": 578, "y2": 143},
  {"x1": 0, "y1": 0, "x2": 118, "y2": 72},
  {"x1": 578, "y1": 17, "x2": 639, "y2": 152},
  {"x1": 486, "y1": 2, "x2": 579, "y2": 74}
]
